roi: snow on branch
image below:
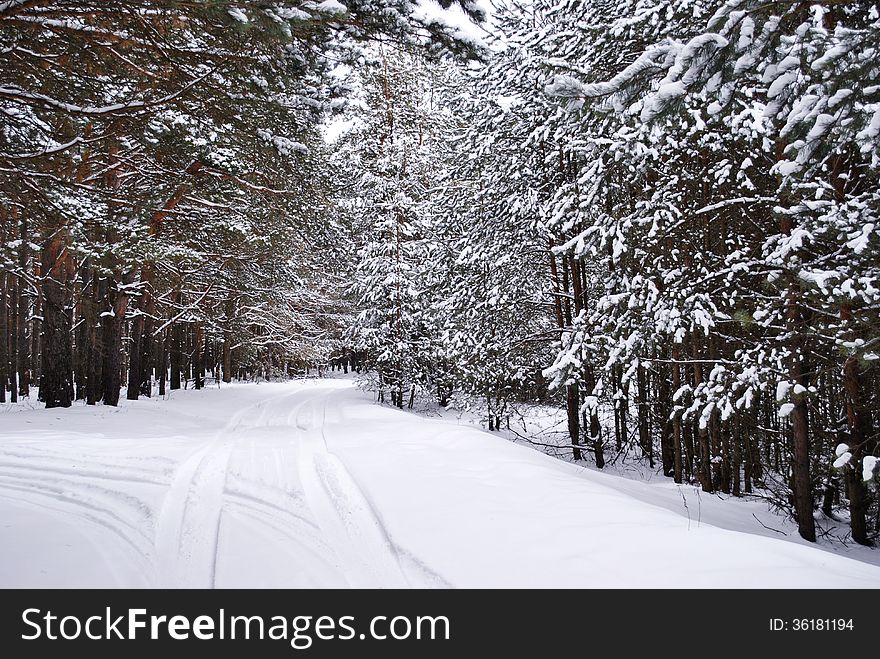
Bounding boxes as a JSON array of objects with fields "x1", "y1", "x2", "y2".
[
  {"x1": 545, "y1": 45, "x2": 675, "y2": 100},
  {"x1": 545, "y1": 32, "x2": 728, "y2": 124},
  {"x1": 0, "y1": 69, "x2": 215, "y2": 117}
]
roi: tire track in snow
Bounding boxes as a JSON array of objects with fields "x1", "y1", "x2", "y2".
[
  {"x1": 154, "y1": 390, "x2": 295, "y2": 587},
  {"x1": 0, "y1": 489, "x2": 152, "y2": 587},
  {"x1": 0, "y1": 445, "x2": 175, "y2": 471},
  {"x1": 0, "y1": 459, "x2": 168, "y2": 485},
  {"x1": 224, "y1": 506, "x2": 347, "y2": 587},
  {"x1": 0, "y1": 479, "x2": 153, "y2": 558},
  {"x1": 223, "y1": 493, "x2": 342, "y2": 580},
  {"x1": 1, "y1": 382, "x2": 439, "y2": 588},
  {"x1": 0, "y1": 449, "x2": 161, "y2": 575},
  {"x1": 295, "y1": 391, "x2": 410, "y2": 588}
]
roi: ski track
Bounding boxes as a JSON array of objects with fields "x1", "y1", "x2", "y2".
[
  {"x1": 154, "y1": 389, "x2": 297, "y2": 587},
  {"x1": 294, "y1": 391, "x2": 410, "y2": 588},
  {"x1": 0, "y1": 450, "x2": 161, "y2": 582},
  {"x1": 0, "y1": 385, "x2": 409, "y2": 588},
  {"x1": 0, "y1": 386, "x2": 373, "y2": 587}
]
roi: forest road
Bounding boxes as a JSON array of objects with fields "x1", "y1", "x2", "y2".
[
  {"x1": 155, "y1": 381, "x2": 417, "y2": 587},
  {"x1": 2, "y1": 377, "x2": 880, "y2": 588},
  {"x1": 0, "y1": 379, "x2": 419, "y2": 588}
]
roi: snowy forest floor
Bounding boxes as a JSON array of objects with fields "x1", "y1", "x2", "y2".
[
  {"x1": 401, "y1": 387, "x2": 880, "y2": 571},
  {"x1": 1, "y1": 376, "x2": 879, "y2": 588}
]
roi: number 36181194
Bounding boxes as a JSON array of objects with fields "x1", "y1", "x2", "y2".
[{"x1": 770, "y1": 619, "x2": 854, "y2": 631}]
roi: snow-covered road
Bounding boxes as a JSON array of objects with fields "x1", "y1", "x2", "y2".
[{"x1": 1, "y1": 378, "x2": 879, "y2": 588}]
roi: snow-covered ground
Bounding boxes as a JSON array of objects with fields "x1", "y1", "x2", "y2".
[
  {"x1": 1, "y1": 377, "x2": 878, "y2": 588},
  {"x1": 413, "y1": 393, "x2": 880, "y2": 570}
]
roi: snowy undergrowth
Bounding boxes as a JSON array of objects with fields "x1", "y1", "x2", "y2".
[{"x1": 372, "y1": 378, "x2": 880, "y2": 569}]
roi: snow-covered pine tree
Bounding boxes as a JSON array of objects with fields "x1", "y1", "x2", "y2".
[
  {"x1": 1, "y1": 0, "x2": 485, "y2": 406},
  {"x1": 435, "y1": 27, "x2": 561, "y2": 435},
  {"x1": 540, "y1": 0, "x2": 880, "y2": 543},
  {"x1": 341, "y1": 49, "x2": 452, "y2": 407}
]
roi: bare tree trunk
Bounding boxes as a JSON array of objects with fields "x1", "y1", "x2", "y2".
[
  {"x1": 585, "y1": 364, "x2": 604, "y2": 468},
  {"x1": 16, "y1": 211, "x2": 29, "y2": 397},
  {"x1": 657, "y1": 361, "x2": 674, "y2": 477},
  {"x1": 9, "y1": 272, "x2": 17, "y2": 403},
  {"x1": 102, "y1": 272, "x2": 134, "y2": 406},
  {"x1": 692, "y1": 340, "x2": 713, "y2": 493},
  {"x1": 170, "y1": 323, "x2": 182, "y2": 390},
  {"x1": 139, "y1": 282, "x2": 156, "y2": 397},
  {"x1": 732, "y1": 417, "x2": 742, "y2": 496},
  {"x1": 170, "y1": 289, "x2": 182, "y2": 390},
  {"x1": 709, "y1": 336, "x2": 732, "y2": 493},
  {"x1": 789, "y1": 339, "x2": 816, "y2": 542},
  {"x1": 671, "y1": 343, "x2": 683, "y2": 483},
  {"x1": 567, "y1": 382, "x2": 581, "y2": 460},
  {"x1": 39, "y1": 229, "x2": 73, "y2": 408},
  {"x1": 637, "y1": 363, "x2": 652, "y2": 467},
  {"x1": 548, "y1": 244, "x2": 565, "y2": 330},
  {"x1": 74, "y1": 268, "x2": 88, "y2": 400},
  {"x1": 613, "y1": 364, "x2": 625, "y2": 450},
  {"x1": 85, "y1": 272, "x2": 102, "y2": 405},
  {"x1": 789, "y1": 380, "x2": 815, "y2": 540},
  {"x1": 126, "y1": 292, "x2": 144, "y2": 401},
  {"x1": 157, "y1": 329, "x2": 167, "y2": 397},
  {"x1": 0, "y1": 259, "x2": 7, "y2": 404},
  {"x1": 223, "y1": 297, "x2": 234, "y2": 383},
  {"x1": 743, "y1": 419, "x2": 753, "y2": 494},
  {"x1": 194, "y1": 321, "x2": 204, "y2": 390},
  {"x1": 843, "y1": 355, "x2": 872, "y2": 545},
  {"x1": 781, "y1": 254, "x2": 816, "y2": 541},
  {"x1": 30, "y1": 264, "x2": 41, "y2": 392}
]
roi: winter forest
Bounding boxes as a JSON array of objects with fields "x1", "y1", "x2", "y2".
[{"x1": 2, "y1": 0, "x2": 880, "y2": 585}]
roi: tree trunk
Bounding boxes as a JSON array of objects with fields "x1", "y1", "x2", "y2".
[
  {"x1": 743, "y1": 421, "x2": 753, "y2": 494},
  {"x1": 16, "y1": 211, "x2": 29, "y2": 397},
  {"x1": 637, "y1": 363, "x2": 652, "y2": 467},
  {"x1": 732, "y1": 417, "x2": 742, "y2": 496},
  {"x1": 74, "y1": 267, "x2": 88, "y2": 400},
  {"x1": 170, "y1": 321, "x2": 182, "y2": 390},
  {"x1": 101, "y1": 272, "x2": 134, "y2": 406},
  {"x1": 566, "y1": 382, "x2": 581, "y2": 460},
  {"x1": 223, "y1": 297, "x2": 234, "y2": 383},
  {"x1": 126, "y1": 294, "x2": 144, "y2": 401},
  {"x1": 194, "y1": 321, "x2": 204, "y2": 390},
  {"x1": 692, "y1": 341, "x2": 713, "y2": 493},
  {"x1": 86, "y1": 272, "x2": 103, "y2": 405},
  {"x1": 137, "y1": 270, "x2": 158, "y2": 397},
  {"x1": 170, "y1": 289, "x2": 182, "y2": 390},
  {"x1": 38, "y1": 230, "x2": 73, "y2": 408},
  {"x1": 776, "y1": 140, "x2": 815, "y2": 542},
  {"x1": 157, "y1": 330, "x2": 167, "y2": 396},
  {"x1": 789, "y1": 345, "x2": 816, "y2": 542},
  {"x1": 613, "y1": 364, "x2": 626, "y2": 450},
  {"x1": 585, "y1": 364, "x2": 604, "y2": 468},
  {"x1": 842, "y1": 355, "x2": 872, "y2": 545},
  {"x1": 671, "y1": 343, "x2": 683, "y2": 483},
  {"x1": 0, "y1": 262, "x2": 7, "y2": 404},
  {"x1": 9, "y1": 273, "x2": 17, "y2": 403},
  {"x1": 30, "y1": 261, "x2": 41, "y2": 389},
  {"x1": 657, "y1": 362, "x2": 674, "y2": 477},
  {"x1": 707, "y1": 338, "x2": 725, "y2": 491}
]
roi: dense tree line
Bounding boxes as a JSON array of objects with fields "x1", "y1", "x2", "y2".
[
  {"x1": 0, "y1": 1, "x2": 481, "y2": 404},
  {"x1": 344, "y1": 0, "x2": 880, "y2": 546}
]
